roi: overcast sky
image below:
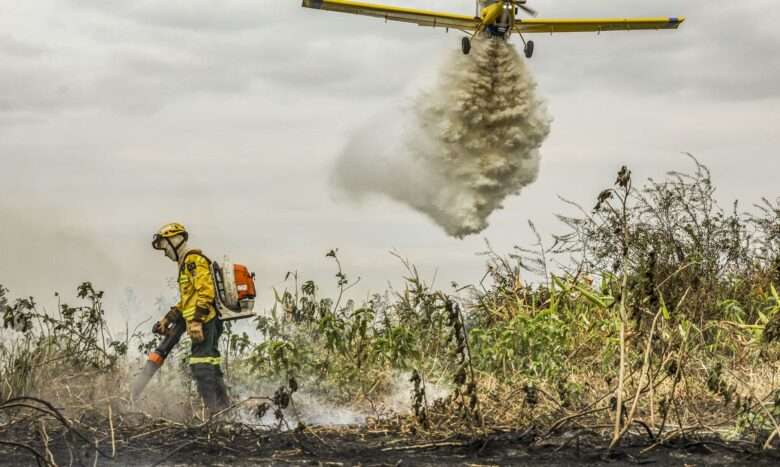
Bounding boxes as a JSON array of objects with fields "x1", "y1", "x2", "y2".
[{"x1": 1, "y1": 0, "x2": 779, "y2": 327}]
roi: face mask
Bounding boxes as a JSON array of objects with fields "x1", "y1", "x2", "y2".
[
  {"x1": 163, "y1": 242, "x2": 178, "y2": 262},
  {"x1": 154, "y1": 234, "x2": 185, "y2": 262}
]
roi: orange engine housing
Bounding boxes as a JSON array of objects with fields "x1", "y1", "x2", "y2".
[{"x1": 234, "y1": 264, "x2": 256, "y2": 300}]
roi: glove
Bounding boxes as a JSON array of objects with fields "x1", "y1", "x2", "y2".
[
  {"x1": 193, "y1": 305, "x2": 210, "y2": 322},
  {"x1": 153, "y1": 307, "x2": 181, "y2": 336},
  {"x1": 152, "y1": 319, "x2": 167, "y2": 335},
  {"x1": 187, "y1": 320, "x2": 205, "y2": 344}
]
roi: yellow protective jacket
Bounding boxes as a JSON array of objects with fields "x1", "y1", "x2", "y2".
[{"x1": 175, "y1": 249, "x2": 217, "y2": 323}]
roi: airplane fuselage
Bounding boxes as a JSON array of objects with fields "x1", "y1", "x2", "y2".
[{"x1": 479, "y1": 1, "x2": 516, "y2": 38}]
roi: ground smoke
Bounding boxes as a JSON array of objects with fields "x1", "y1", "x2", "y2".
[
  {"x1": 234, "y1": 373, "x2": 450, "y2": 428},
  {"x1": 333, "y1": 37, "x2": 552, "y2": 238}
]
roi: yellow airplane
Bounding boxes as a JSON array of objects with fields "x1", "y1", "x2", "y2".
[{"x1": 301, "y1": 0, "x2": 684, "y2": 58}]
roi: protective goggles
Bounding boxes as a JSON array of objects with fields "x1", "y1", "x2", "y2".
[{"x1": 152, "y1": 234, "x2": 165, "y2": 250}]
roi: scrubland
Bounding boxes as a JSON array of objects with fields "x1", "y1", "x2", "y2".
[{"x1": 2, "y1": 158, "x2": 779, "y2": 465}]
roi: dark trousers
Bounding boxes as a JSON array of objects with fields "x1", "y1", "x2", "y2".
[{"x1": 190, "y1": 318, "x2": 230, "y2": 414}]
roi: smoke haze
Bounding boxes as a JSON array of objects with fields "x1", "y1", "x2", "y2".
[
  {"x1": 333, "y1": 38, "x2": 552, "y2": 238},
  {"x1": 0, "y1": 206, "x2": 119, "y2": 299}
]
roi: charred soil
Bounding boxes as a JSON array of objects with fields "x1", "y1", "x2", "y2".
[{"x1": 3, "y1": 418, "x2": 780, "y2": 467}]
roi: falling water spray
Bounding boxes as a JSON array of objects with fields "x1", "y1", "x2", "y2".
[{"x1": 333, "y1": 37, "x2": 552, "y2": 238}]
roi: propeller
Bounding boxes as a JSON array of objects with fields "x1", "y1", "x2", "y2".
[
  {"x1": 512, "y1": 1, "x2": 538, "y2": 18},
  {"x1": 475, "y1": 1, "x2": 539, "y2": 19},
  {"x1": 517, "y1": 4, "x2": 538, "y2": 17}
]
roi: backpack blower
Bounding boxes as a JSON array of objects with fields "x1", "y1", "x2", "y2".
[{"x1": 131, "y1": 259, "x2": 257, "y2": 401}]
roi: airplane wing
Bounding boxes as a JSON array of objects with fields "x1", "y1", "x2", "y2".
[
  {"x1": 301, "y1": 0, "x2": 481, "y2": 31},
  {"x1": 515, "y1": 17, "x2": 685, "y2": 34}
]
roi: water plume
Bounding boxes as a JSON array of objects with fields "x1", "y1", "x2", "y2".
[{"x1": 333, "y1": 37, "x2": 552, "y2": 238}]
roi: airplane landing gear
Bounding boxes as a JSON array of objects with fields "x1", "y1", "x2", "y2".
[
  {"x1": 524, "y1": 40, "x2": 535, "y2": 59},
  {"x1": 461, "y1": 36, "x2": 471, "y2": 55}
]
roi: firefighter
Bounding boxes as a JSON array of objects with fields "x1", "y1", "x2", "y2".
[{"x1": 151, "y1": 222, "x2": 230, "y2": 415}]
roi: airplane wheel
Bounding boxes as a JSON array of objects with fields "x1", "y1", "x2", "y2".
[
  {"x1": 524, "y1": 40, "x2": 534, "y2": 58},
  {"x1": 461, "y1": 37, "x2": 471, "y2": 55}
]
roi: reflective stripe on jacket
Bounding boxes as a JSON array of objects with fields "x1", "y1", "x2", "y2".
[{"x1": 175, "y1": 250, "x2": 217, "y2": 323}]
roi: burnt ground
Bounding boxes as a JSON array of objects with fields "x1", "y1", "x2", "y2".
[{"x1": 2, "y1": 423, "x2": 780, "y2": 467}]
